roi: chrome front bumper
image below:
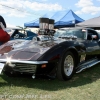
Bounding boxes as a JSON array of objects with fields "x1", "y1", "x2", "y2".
[
  {"x1": 0, "y1": 59, "x2": 48, "y2": 74},
  {"x1": 0, "y1": 59, "x2": 48, "y2": 64}
]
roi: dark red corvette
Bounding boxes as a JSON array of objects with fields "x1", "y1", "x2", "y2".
[{"x1": 0, "y1": 28, "x2": 100, "y2": 81}]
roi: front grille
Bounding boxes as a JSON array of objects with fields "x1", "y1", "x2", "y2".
[{"x1": 10, "y1": 63, "x2": 37, "y2": 73}]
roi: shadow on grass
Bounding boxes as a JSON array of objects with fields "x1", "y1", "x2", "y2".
[{"x1": 0, "y1": 64, "x2": 100, "y2": 91}]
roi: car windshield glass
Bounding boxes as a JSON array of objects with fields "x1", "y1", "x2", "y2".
[
  {"x1": 54, "y1": 30, "x2": 66, "y2": 37},
  {"x1": 54, "y1": 29, "x2": 86, "y2": 39}
]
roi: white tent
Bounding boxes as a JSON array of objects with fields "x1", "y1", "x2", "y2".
[{"x1": 75, "y1": 16, "x2": 100, "y2": 29}]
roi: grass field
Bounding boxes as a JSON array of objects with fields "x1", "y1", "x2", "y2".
[{"x1": 0, "y1": 64, "x2": 100, "y2": 100}]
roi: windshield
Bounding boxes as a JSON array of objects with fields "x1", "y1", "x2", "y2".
[
  {"x1": 54, "y1": 30, "x2": 67, "y2": 37},
  {"x1": 54, "y1": 29, "x2": 87, "y2": 39}
]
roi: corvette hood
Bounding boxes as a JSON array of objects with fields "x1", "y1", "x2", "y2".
[{"x1": 0, "y1": 39, "x2": 62, "y2": 60}]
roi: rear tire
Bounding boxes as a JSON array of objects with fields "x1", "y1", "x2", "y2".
[{"x1": 57, "y1": 51, "x2": 75, "y2": 81}]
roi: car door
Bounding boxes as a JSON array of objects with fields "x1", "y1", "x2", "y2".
[{"x1": 84, "y1": 29, "x2": 100, "y2": 56}]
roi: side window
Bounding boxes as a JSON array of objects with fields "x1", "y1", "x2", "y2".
[
  {"x1": 87, "y1": 30, "x2": 98, "y2": 40},
  {"x1": 73, "y1": 29, "x2": 85, "y2": 39}
]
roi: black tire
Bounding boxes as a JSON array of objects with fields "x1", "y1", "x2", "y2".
[
  {"x1": 56, "y1": 51, "x2": 76, "y2": 81},
  {"x1": 3, "y1": 71, "x2": 17, "y2": 77},
  {"x1": 3, "y1": 65, "x2": 18, "y2": 77}
]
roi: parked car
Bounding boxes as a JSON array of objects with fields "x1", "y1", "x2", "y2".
[
  {"x1": 0, "y1": 27, "x2": 100, "y2": 81},
  {"x1": 5, "y1": 28, "x2": 38, "y2": 40}
]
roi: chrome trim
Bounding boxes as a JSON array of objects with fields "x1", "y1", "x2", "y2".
[
  {"x1": 0, "y1": 59, "x2": 48, "y2": 64},
  {"x1": 76, "y1": 60, "x2": 100, "y2": 73}
]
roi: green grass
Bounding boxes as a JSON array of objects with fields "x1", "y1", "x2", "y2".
[{"x1": 0, "y1": 64, "x2": 100, "y2": 100}]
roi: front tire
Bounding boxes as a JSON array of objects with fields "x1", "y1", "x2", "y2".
[{"x1": 57, "y1": 51, "x2": 75, "y2": 81}]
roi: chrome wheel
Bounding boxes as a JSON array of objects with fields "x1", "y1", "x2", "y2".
[
  {"x1": 64, "y1": 55, "x2": 74, "y2": 76},
  {"x1": 57, "y1": 51, "x2": 75, "y2": 81}
]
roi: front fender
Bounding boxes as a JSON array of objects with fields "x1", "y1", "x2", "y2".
[{"x1": 37, "y1": 42, "x2": 79, "y2": 63}]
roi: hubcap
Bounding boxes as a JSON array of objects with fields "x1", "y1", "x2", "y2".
[{"x1": 64, "y1": 55, "x2": 74, "y2": 76}]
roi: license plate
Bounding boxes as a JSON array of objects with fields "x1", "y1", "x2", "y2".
[{"x1": 0, "y1": 63, "x2": 4, "y2": 74}]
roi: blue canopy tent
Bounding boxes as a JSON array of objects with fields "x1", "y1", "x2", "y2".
[
  {"x1": 24, "y1": 12, "x2": 55, "y2": 28},
  {"x1": 54, "y1": 10, "x2": 84, "y2": 28},
  {"x1": 24, "y1": 10, "x2": 84, "y2": 28}
]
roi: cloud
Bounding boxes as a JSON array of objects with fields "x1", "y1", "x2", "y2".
[
  {"x1": 0, "y1": 0, "x2": 63, "y2": 17},
  {"x1": 75, "y1": 0, "x2": 100, "y2": 15},
  {"x1": 75, "y1": 0, "x2": 93, "y2": 7},
  {"x1": 24, "y1": 1, "x2": 63, "y2": 11}
]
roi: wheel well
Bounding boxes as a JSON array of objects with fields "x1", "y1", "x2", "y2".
[
  {"x1": 57, "y1": 49, "x2": 79, "y2": 80},
  {"x1": 59, "y1": 48, "x2": 79, "y2": 67},
  {"x1": 67, "y1": 49, "x2": 79, "y2": 67}
]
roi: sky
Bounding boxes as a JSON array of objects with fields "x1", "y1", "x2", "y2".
[{"x1": 0, "y1": 0, "x2": 100, "y2": 28}]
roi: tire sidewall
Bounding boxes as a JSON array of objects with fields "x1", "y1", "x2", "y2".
[{"x1": 57, "y1": 51, "x2": 75, "y2": 80}]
